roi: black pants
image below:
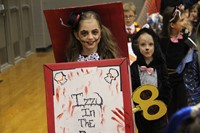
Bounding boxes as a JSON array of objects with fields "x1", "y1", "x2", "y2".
[
  {"x1": 167, "y1": 73, "x2": 188, "y2": 119},
  {"x1": 135, "y1": 112, "x2": 168, "y2": 133}
]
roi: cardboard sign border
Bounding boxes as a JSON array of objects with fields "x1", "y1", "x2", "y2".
[
  {"x1": 44, "y1": 58, "x2": 134, "y2": 133},
  {"x1": 44, "y1": 2, "x2": 128, "y2": 62}
]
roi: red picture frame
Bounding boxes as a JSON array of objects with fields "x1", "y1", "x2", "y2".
[
  {"x1": 44, "y1": 2, "x2": 128, "y2": 63},
  {"x1": 44, "y1": 58, "x2": 134, "y2": 133}
]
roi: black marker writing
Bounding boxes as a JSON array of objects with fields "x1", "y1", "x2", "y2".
[{"x1": 71, "y1": 92, "x2": 103, "y2": 109}]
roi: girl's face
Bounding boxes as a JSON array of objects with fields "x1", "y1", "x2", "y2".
[
  {"x1": 124, "y1": 10, "x2": 136, "y2": 26},
  {"x1": 74, "y1": 18, "x2": 101, "y2": 55},
  {"x1": 170, "y1": 15, "x2": 184, "y2": 35},
  {"x1": 137, "y1": 33, "x2": 154, "y2": 63},
  {"x1": 189, "y1": 8, "x2": 198, "y2": 21}
]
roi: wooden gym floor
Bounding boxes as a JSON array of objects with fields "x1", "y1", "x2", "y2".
[{"x1": 0, "y1": 49, "x2": 55, "y2": 133}]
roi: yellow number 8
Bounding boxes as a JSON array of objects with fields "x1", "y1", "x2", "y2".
[{"x1": 132, "y1": 85, "x2": 167, "y2": 121}]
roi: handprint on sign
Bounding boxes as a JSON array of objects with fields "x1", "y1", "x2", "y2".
[
  {"x1": 104, "y1": 68, "x2": 119, "y2": 84},
  {"x1": 54, "y1": 71, "x2": 67, "y2": 85},
  {"x1": 111, "y1": 108, "x2": 125, "y2": 133}
]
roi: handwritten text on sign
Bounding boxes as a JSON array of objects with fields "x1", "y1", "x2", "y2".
[{"x1": 53, "y1": 66, "x2": 125, "y2": 133}]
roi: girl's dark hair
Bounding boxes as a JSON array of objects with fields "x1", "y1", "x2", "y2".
[
  {"x1": 133, "y1": 28, "x2": 165, "y2": 66},
  {"x1": 67, "y1": 12, "x2": 81, "y2": 29},
  {"x1": 67, "y1": 11, "x2": 103, "y2": 31},
  {"x1": 160, "y1": 6, "x2": 182, "y2": 38}
]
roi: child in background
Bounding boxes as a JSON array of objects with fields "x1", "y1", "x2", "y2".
[
  {"x1": 123, "y1": 2, "x2": 140, "y2": 64},
  {"x1": 189, "y1": 3, "x2": 200, "y2": 43},
  {"x1": 160, "y1": 0, "x2": 198, "y2": 15},
  {"x1": 65, "y1": 11, "x2": 120, "y2": 62},
  {"x1": 123, "y1": 2, "x2": 140, "y2": 42},
  {"x1": 159, "y1": 6, "x2": 200, "y2": 118},
  {"x1": 130, "y1": 28, "x2": 171, "y2": 133}
]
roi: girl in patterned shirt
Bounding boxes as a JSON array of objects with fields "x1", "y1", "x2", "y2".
[{"x1": 65, "y1": 11, "x2": 120, "y2": 62}]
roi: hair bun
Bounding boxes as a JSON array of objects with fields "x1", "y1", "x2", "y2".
[{"x1": 67, "y1": 12, "x2": 80, "y2": 29}]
